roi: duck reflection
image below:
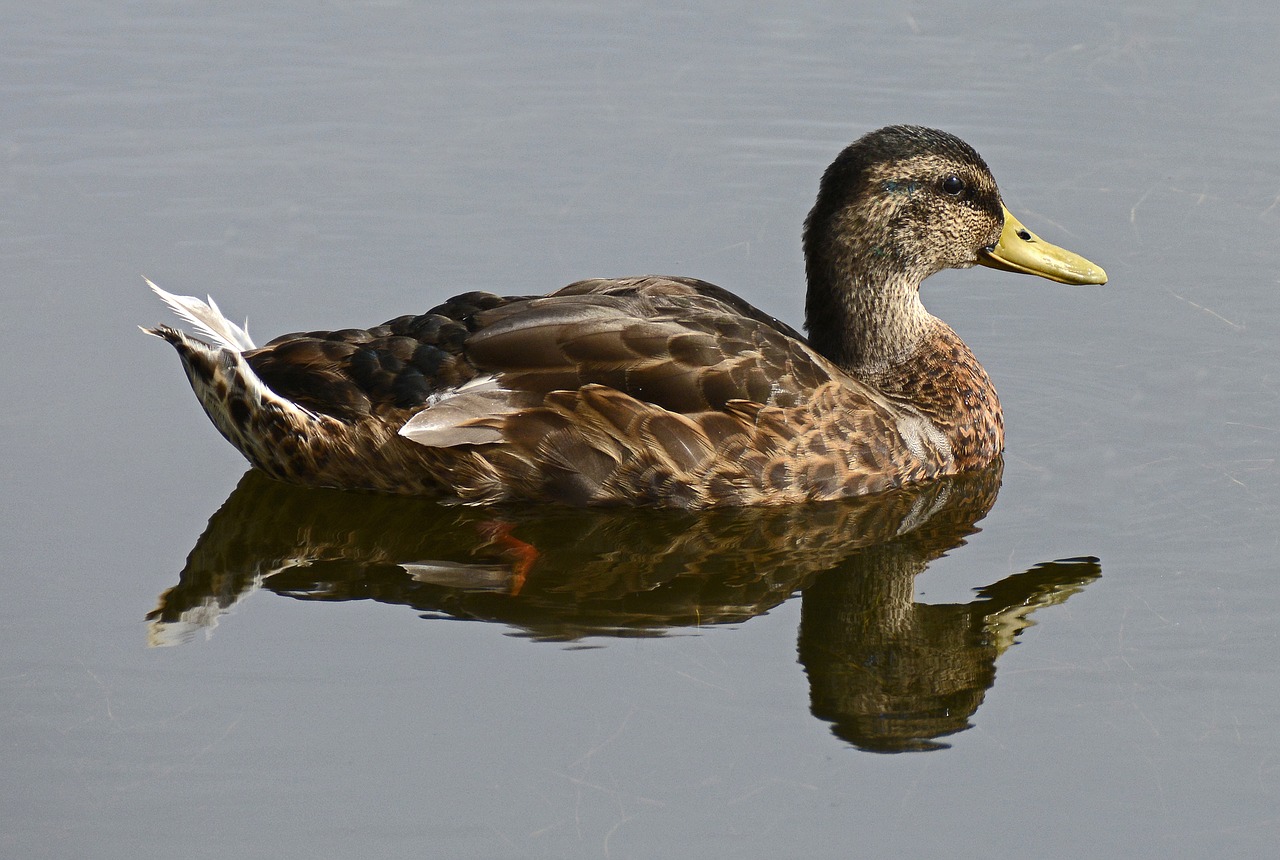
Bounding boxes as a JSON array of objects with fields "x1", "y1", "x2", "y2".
[{"x1": 148, "y1": 462, "x2": 1098, "y2": 752}]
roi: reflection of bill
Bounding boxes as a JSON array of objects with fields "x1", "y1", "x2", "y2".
[{"x1": 147, "y1": 459, "x2": 1099, "y2": 752}]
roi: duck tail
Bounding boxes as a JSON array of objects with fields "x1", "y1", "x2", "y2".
[
  {"x1": 141, "y1": 278, "x2": 320, "y2": 475},
  {"x1": 141, "y1": 277, "x2": 256, "y2": 352}
]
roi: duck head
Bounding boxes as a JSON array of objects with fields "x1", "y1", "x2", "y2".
[{"x1": 802, "y1": 125, "x2": 1106, "y2": 371}]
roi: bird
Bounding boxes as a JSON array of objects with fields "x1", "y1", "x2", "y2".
[{"x1": 144, "y1": 125, "x2": 1105, "y2": 509}]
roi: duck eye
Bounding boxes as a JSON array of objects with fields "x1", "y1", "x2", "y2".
[{"x1": 941, "y1": 175, "x2": 965, "y2": 196}]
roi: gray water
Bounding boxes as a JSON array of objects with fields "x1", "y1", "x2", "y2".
[{"x1": 4, "y1": 1, "x2": 1279, "y2": 857}]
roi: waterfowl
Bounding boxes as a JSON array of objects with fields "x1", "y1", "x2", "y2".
[{"x1": 145, "y1": 125, "x2": 1105, "y2": 508}]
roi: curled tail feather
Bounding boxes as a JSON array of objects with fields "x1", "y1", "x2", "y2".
[
  {"x1": 142, "y1": 277, "x2": 255, "y2": 352},
  {"x1": 143, "y1": 279, "x2": 328, "y2": 482}
]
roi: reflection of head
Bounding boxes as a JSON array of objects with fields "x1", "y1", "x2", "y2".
[
  {"x1": 800, "y1": 547, "x2": 994, "y2": 752},
  {"x1": 799, "y1": 548, "x2": 1100, "y2": 753}
]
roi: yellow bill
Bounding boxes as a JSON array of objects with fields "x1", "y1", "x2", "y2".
[{"x1": 979, "y1": 205, "x2": 1107, "y2": 285}]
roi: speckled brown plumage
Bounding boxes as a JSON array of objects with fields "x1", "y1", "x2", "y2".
[{"x1": 145, "y1": 125, "x2": 1104, "y2": 508}]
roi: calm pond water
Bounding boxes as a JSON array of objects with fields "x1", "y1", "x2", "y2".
[{"x1": 4, "y1": 1, "x2": 1279, "y2": 857}]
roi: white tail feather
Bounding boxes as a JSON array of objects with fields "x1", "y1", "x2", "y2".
[{"x1": 145, "y1": 277, "x2": 256, "y2": 351}]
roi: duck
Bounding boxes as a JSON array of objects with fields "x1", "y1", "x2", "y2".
[{"x1": 144, "y1": 125, "x2": 1105, "y2": 509}]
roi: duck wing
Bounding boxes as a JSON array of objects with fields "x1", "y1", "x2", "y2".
[
  {"x1": 243, "y1": 291, "x2": 515, "y2": 422},
  {"x1": 398, "y1": 276, "x2": 844, "y2": 448},
  {"x1": 471, "y1": 276, "x2": 824, "y2": 411}
]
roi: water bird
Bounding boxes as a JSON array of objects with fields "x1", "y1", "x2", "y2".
[{"x1": 144, "y1": 125, "x2": 1105, "y2": 508}]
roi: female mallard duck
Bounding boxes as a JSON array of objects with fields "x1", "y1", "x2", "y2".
[{"x1": 145, "y1": 125, "x2": 1105, "y2": 508}]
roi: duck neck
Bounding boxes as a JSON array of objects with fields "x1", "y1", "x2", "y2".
[
  {"x1": 804, "y1": 264, "x2": 934, "y2": 376},
  {"x1": 804, "y1": 261, "x2": 1004, "y2": 470}
]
